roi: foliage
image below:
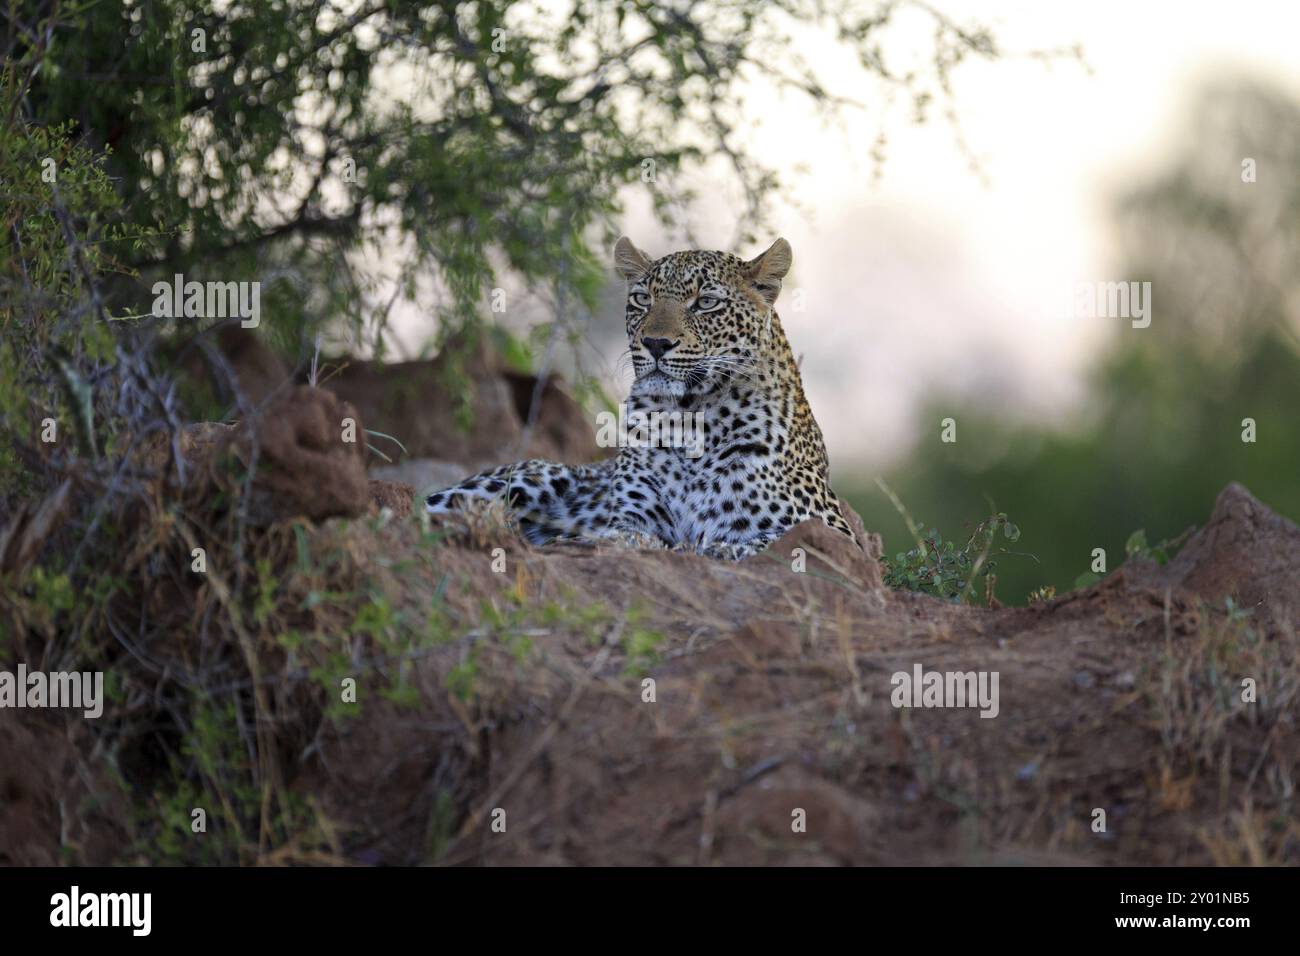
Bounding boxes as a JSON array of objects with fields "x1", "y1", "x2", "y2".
[
  {"x1": 880, "y1": 509, "x2": 1023, "y2": 605},
  {"x1": 0, "y1": 76, "x2": 159, "y2": 501},
  {"x1": 9, "y1": 0, "x2": 1025, "y2": 361}
]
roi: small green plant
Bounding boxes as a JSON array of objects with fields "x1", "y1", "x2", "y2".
[
  {"x1": 1074, "y1": 526, "x2": 1194, "y2": 589},
  {"x1": 445, "y1": 653, "x2": 480, "y2": 703},
  {"x1": 1123, "y1": 527, "x2": 1192, "y2": 565},
  {"x1": 876, "y1": 478, "x2": 1027, "y2": 605},
  {"x1": 881, "y1": 513, "x2": 1022, "y2": 604},
  {"x1": 1072, "y1": 570, "x2": 1103, "y2": 589},
  {"x1": 1222, "y1": 596, "x2": 1253, "y2": 624},
  {"x1": 620, "y1": 603, "x2": 665, "y2": 677}
]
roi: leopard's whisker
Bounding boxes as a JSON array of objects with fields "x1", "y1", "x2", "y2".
[{"x1": 695, "y1": 354, "x2": 767, "y2": 387}]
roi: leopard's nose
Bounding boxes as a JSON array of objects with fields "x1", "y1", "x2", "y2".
[{"x1": 642, "y1": 337, "x2": 677, "y2": 360}]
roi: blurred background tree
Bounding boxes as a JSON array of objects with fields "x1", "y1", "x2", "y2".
[{"x1": 844, "y1": 80, "x2": 1300, "y2": 604}]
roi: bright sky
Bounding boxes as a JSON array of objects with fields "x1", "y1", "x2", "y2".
[{"x1": 383, "y1": 0, "x2": 1300, "y2": 470}]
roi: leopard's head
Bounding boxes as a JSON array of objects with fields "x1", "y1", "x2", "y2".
[{"x1": 614, "y1": 237, "x2": 793, "y2": 401}]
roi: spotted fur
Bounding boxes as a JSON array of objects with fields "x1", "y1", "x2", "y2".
[{"x1": 425, "y1": 237, "x2": 856, "y2": 559}]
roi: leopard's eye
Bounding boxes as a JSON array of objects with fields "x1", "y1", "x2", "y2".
[
  {"x1": 629, "y1": 291, "x2": 651, "y2": 309},
  {"x1": 695, "y1": 295, "x2": 722, "y2": 311}
]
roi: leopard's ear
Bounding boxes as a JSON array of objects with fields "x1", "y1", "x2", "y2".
[
  {"x1": 613, "y1": 236, "x2": 653, "y2": 280},
  {"x1": 744, "y1": 238, "x2": 792, "y2": 305}
]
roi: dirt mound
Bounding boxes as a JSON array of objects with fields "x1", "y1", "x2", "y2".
[
  {"x1": 287, "y1": 482, "x2": 1296, "y2": 866},
  {"x1": 3, "y1": 373, "x2": 1296, "y2": 867},
  {"x1": 368, "y1": 479, "x2": 416, "y2": 517},
  {"x1": 198, "y1": 385, "x2": 371, "y2": 524},
  {"x1": 0, "y1": 713, "x2": 128, "y2": 865},
  {"x1": 1140, "y1": 482, "x2": 1299, "y2": 632},
  {"x1": 324, "y1": 333, "x2": 602, "y2": 468},
  {"x1": 181, "y1": 329, "x2": 602, "y2": 482}
]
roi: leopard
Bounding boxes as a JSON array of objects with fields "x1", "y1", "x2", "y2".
[{"x1": 424, "y1": 236, "x2": 857, "y2": 560}]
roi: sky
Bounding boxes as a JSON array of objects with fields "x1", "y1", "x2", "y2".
[{"x1": 387, "y1": 0, "x2": 1300, "y2": 471}]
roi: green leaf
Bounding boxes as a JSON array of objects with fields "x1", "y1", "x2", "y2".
[{"x1": 1124, "y1": 529, "x2": 1148, "y2": 556}]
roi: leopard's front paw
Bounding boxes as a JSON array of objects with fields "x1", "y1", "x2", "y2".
[
  {"x1": 696, "y1": 541, "x2": 762, "y2": 562},
  {"x1": 605, "y1": 528, "x2": 671, "y2": 551}
]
